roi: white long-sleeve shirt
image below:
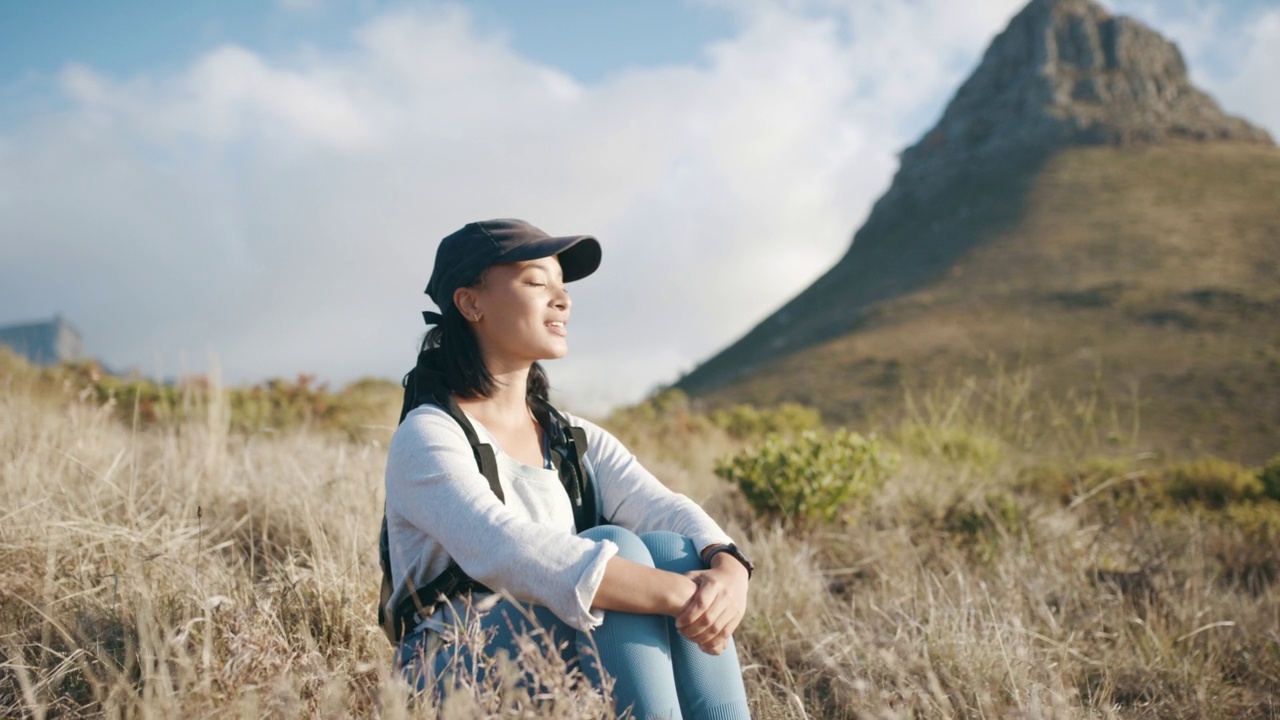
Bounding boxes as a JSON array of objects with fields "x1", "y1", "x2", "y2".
[{"x1": 384, "y1": 404, "x2": 734, "y2": 632}]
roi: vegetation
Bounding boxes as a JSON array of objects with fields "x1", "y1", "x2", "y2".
[
  {"x1": 1, "y1": 350, "x2": 1278, "y2": 718},
  {"x1": 707, "y1": 402, "x2": 822, "y2": 441},
  {"x1": 714, "y1": 430, "x2": 897, "y2": 529},
  {"x1": 0, "y1": 346, "x2": 403, "y2": 441}
]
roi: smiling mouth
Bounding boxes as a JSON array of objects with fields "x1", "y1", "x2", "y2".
[{"x1": 547, "y1": 321, "x2": 567, "y2": 335}]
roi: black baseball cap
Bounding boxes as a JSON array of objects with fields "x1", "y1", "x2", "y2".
[{"x1": 423, "y1": 219, "x2": 602, "y2": 320}]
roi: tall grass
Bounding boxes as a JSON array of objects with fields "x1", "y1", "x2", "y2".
[{"x1": 1, "y1": 358, "x2": 1277, "y2": 718}]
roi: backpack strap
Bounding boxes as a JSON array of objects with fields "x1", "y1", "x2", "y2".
[
  {"x1": 380, "y1": 360, "x2": 503, "y2": 642},
  {"x1": 428, "y1": 383, "x2": 503, "y2": 502},
  {"x1": 532, "y1": 397, "x2": 598, "y2": 533}
]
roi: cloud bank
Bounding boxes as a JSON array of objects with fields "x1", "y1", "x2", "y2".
[{"x1": 1, "y1": 0, "x2": 1274, "y2": 412}]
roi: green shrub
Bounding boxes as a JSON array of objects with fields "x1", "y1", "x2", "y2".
[
  {"x1": 708, "y1": 402, "x2": 822, "y2": 440},
  {"x1": 1159, "y1": 457, "x2": 1263, "y2": 508},
  {"x1": 714, "y1": 430, "x2": 898, "y2": 529},
  {"x1": 1258, "y1": 455, "x2": 1280, "y2": 502}
]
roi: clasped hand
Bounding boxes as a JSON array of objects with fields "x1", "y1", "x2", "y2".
[{"x1": 674, "y1": 562, "x2": 749, "y2": 655}]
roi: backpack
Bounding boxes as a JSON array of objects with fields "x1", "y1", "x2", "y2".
[{"x1": 377, "y1": 361, "x2": 599, "y2": 644}]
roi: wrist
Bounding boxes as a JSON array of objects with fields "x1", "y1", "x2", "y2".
[
  {"x1": 666, "y1": 573, "x2": 698, "y2": 616},
  {"x1": 702, "y1": 542, "x2": 755, "y2": 579},
  {"x1": 709, "y1": 552, "x2": 751, "y2": 580}
]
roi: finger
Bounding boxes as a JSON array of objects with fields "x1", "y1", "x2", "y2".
[
  {"x1": 676, "y1": 583, "x2": 721, "y2": 630},
  {"x1": 691, "y1": 605, "x2": 742, "y2": 652},
  {"x1": 683, "y1": 600, "x2": 734, "y2": 645},
  {"x1": 679, "y1": 604, "x2": 720, "y2": 643},
  {"x1": 678, "y1": 589, "x2": 726, "y2": 635},
  {"x1": 676, "y1": 594, "x2": 707, "y2": 630},
  {"x1": 720, "y1": 607, "x2": 744, "y2": 638},
  {"x1": 698, "y1": 637, "x2": 727, "y2": 655}
]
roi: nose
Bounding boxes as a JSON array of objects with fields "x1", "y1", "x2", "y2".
[{"x1": 552, "y1": 282, "x2": 571, "y2": 311}]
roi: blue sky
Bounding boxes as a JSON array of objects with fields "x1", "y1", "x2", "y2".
[
  {"x1": 0, "y1": 1, "x2": 735, "y2": 86},
  {"x1": 1, "y1": 0, "x2": 1277, "y2": 411}
]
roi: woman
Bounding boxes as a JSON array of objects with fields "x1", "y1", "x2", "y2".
[{"x1": 384, "y1": 219, "x2": 754, "y2": 718}]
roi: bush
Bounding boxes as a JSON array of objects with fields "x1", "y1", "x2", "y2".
[
  {"x1": 1159, "y1": 457, "x2": 1263, "y2": 508},
  {"x1": 708, "y1": 402, "x2": 822, "y2": 440},
  {"x1": 1259, "y1": 454, "x2": 1280, "y2": 502},
  {"x1": 714, "y1": 430, "x2": 898, "y2": 529}
]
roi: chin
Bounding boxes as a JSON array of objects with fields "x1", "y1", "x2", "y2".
[{"x1": 541, "y1": 341, "x2": 569, "y2": 360}]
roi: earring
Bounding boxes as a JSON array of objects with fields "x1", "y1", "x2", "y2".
[{"x1": 473, "y1": 314, "x2": 482, "y2": 322}]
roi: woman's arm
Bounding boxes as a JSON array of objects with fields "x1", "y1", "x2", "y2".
[
  {"x1": 592, "y1": 556, "x2": 697, "y2": 616},
  {"x1": 591, "y1": 550, "x2": 748, "y2": 656},
  {"x1": 574, "y1": 417, "x2": 751, "y2": 654}
]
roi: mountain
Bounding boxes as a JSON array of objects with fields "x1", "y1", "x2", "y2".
[{"x1": 675, "y1": 0, "x2": 1280, "y2": 462}]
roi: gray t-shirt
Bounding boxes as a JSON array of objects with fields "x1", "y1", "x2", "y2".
[{"x1": 384, "y1": 404, "x2": 734, "y2": 632}]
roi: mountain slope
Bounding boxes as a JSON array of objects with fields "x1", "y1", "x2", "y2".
[{"x1": 675, "y1": 0, "x2": 1280, "y2": 462}]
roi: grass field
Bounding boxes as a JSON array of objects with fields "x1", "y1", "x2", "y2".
[{"x1": 2, "y1": 352, "x2": 1278, "y2": 718}]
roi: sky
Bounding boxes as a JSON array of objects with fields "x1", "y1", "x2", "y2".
[{"x1": 2, "y1": 0, "x2": 1277, "y2": 413}]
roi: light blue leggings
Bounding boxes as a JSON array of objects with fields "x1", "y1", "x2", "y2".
[{"x1": 396, "y1": 526, "x2": 751, "y2": 719}]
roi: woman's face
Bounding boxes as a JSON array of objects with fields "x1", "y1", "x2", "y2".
[{"x1": 457, "y1": 255, "x2": 571, "y2": 369}]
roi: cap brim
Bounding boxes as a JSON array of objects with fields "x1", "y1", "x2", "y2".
[{"x1": 497, "y1": 235, "x2": 602, "y2": 283}]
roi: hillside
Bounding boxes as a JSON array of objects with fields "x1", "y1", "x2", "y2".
[{"x1": 675, "y1": 0, "x2": 1280, "y2": 463}]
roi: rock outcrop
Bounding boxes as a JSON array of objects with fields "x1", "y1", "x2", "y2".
[{"x1": 871, "y1": 0, "x2": 1271, "y2": 234}]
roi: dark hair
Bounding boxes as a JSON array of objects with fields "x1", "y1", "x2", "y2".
[{"x1": 415, "y1": 277, "x2": 550, "y2": 403}]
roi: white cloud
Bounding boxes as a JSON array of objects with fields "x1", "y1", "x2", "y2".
[{"x1": 0, "y1": 0, "x2": 1273, "y2": 413}]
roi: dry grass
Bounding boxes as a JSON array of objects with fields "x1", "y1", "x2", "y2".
[{"x1": 1, "y1": 362, "x2": 1278, "y2": 718}]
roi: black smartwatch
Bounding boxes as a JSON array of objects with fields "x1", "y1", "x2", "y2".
[{"x1": 704, "y1": 543, "x2": 755, "y2": 579}]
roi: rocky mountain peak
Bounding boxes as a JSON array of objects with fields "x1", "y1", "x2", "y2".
[{"x1": 871, "y1": 0, "x2": 1272, "y2": 231}]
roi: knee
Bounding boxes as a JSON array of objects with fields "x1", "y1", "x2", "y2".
[
  {"x1": 640, "y1": 531, "x2": 701, "y2": 573},
  {"x1": 580, "y1": 525, "x2": 654, "y2": 567}
]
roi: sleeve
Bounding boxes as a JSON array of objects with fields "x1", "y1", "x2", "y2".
[
  {"x1": 573, "y1": 415, "x2": 735, "y2": 554},
  {"x1": 385, "y1": 407, "x2": 617, "y2": 632}
]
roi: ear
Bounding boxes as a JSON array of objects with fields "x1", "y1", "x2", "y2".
[{"x1": 453, "y1": 286, "x2": 480, "y2": 320}]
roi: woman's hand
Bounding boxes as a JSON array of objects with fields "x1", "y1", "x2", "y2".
[{"x1": 675, "y1": 554, "x2": 749, "y2": 655}]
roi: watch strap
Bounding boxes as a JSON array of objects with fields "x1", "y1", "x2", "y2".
[{"x1": 704, "y1": 543, "x2": 754, "y2": 579}]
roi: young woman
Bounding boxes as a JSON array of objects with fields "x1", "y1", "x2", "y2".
[{"x1": 384, "y1": 219, "x2": 753, "y2": 719}]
